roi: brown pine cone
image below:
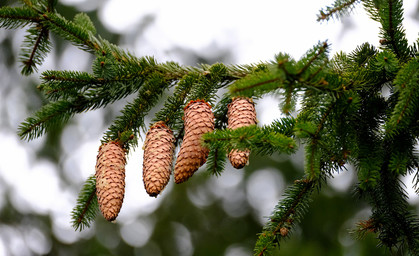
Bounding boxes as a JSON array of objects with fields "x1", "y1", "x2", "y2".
[
  {"x1": 227, "y1": 97, "x2": 257, "y2": 169},
  {"x1": 95, "y1": 141, "x2": 126, "y2": 221},
  {"x1": 143, "y1": 121, "x2": 175, "y2": 197},
  {"x1": 174, "y1": 100, "x2": 214, "y2": 184}
]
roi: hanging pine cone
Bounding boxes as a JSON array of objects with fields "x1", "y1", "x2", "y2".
[
  {"x1": 95, "y1": 141, "x2": 126, "y2": 221},
  {"x1": 143, "y1": 121, "x2": 175, "y2": 197},
  {"x1": 174, "y1": 100, "x2": 214, "y2": 184},
  {"x1": 227, "y1": 97, "x2": 257, "y2": 169}
]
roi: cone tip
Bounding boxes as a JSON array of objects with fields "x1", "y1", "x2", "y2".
[{"x1": 184, "y1": 99, "x2": 212, "y2": 111}]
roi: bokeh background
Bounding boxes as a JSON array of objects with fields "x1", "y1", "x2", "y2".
[{"x1": 0, "y1": 0, "x2": 418, "y2": 255}]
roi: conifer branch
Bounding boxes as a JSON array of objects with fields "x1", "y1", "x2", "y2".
[
  {"x1": 255, "y1": 178, "x2": 318, "y2": 255},
  {"x1": 213, "y1": 95, "x2": 232, "y2": 130},
  {"x1": 305, "y1": 141, "x2": 321, "y2": 180},
  {"x1": 382, "y1": 0, "x2": 409, "y2": 61},
  {"x1": 39, "y1": 70, "x2": 101, "y2": 101},
  {"x1": 229, "y1": 42, "x2": 329, "y2": 98},
  {"x1": 0, "y1": 6, "x2": 41, "y2": 29},
  {"x1": 362, "y1": 164, "x2": 419, "y2": 253},
  {"x1": 317, "y1": 0, "x2": 360, "y2": 22},
  {"x1": 226, "y1": 63, "x2": 269, "y2": 79},
  {"x1": 102, "y1": 72, "x2": 172, "y2": 151},
  {"x1": 18, "y1": 100, "x2": 74, "y2": 140},
  {"x1": 19, "y1": 79, "x2": 145, "y2": 140},
  {"x1": 364, "y1": 0, "x2": 409, "y2": 61},
  {"x1": 203, "y1": 95, "x2": 235, "y2": 176},
  {"x1": 297, "y1": 41, "x2": 329, "y2": 77},
  {"x1": 386, "y1": 59, "x2": 419, "y2": 136},
  {"x1": 153, "y1": 72, "x2": 199, "y2": 131},
  {"x1": 232, "y1": 77, "x2": 282, "y2": 95},
  {"x1": 71, "y1": 175, "x2": 98, "y2": 231},
  {"x1": 41, "y1": 12, "x2": 99, "y2": 53},
  {"x1": 203, "y1": 125, "x2": 296, "y2": 156},
  {"x1": 282, "y1": 86, "x2": 295, "y2": 114},
  {"x1": 20, "y1": 0, "x2": 35, "y2": 7},
  {"x1": 353, "y1": 94, "x2": 385, "y2": 189},
  {"x1": 20, "y1": 24, "x2": 51, "y2": 75},
  {"x1": 205, "y1": 147, "x2": 227, "y2": 176},
  {"x1": 271, "y1": 117, "x2": 297, "y2": 136},
  {"x1": 185, "y1": 63, "x2": 231, "y2": 104},
  {"x1": 414, "y1": 169, "x2": 419, "y2": 195},
  {"x1": 73, "y1": 12, "x2": 96, "y2": 35},
  {"x1": 298, "y1": 98, "x2": 337, "y2": 180},
  {"x1": 19, "y1": 56, "x2": 161, "y2": 140}
]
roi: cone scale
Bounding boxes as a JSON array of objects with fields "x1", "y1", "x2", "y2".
[
  {"x1": 95, "y1": 141, "x2": 126, "y2": 221},
  {"x1": 143, "y1": 121, "x2": 175, "y2": 197},
  {"x1": 227, "y1": 97, "x2": 257, "y2": 169},
  {"x1": 174, "y1": 100, "x2": 214, "y2": 183}
]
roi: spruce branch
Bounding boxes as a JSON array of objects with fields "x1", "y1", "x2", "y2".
[
  {"x1": 18, "y1": 100, "x2": 74, "y2": 141},
  {"x1": 19, "y1": 78, "x2": 147, "y2": 140},
  {"x1": 352, "y1": 218, "x2": 378, "y2": 240},
  {"x1": 296, "y1": 41, "x2": 330, "y2": 77},
  {"x1": 205, "y1": 117, "x2": 296, "y2": 176},
  {"x1": 19, "y1": 55, "x2": 161, "y2": 140},
  {"x1": 39, "y1": 70, "x2": 101, "y2": 101},
  {"x1": 41, "y1": 12, "x2": 99, "y2": 53},
  {"x1": 213, "y1": 95, "x2": 232, "y2": 130},
  {"x1": 229, "y1": 42, "x2": 330, "y2": 99},
  {"x1": 254, "y1": 178, "x2": 318, "y2": 255},
  {"x1": 73, "y1": 12, "x2": 96, "y2": 35},
  {"x1": 19, "y1": 24, "x2": 51, "y2": 75},
  {"x1": 153, "y1": 72, "x2": 200, "y2": 130},
  {"x1": 270, "y1": 117, "x2": 296, "y2": 137},
  {"x1": 380, "y1": 0, "x2": 409, "y2": 61},
  {"x1": 0, "y1": 6, "x2": 41, "y2": 29},
  {"x1": 205, "y1": 147, "x2": 227, "y2": 176},
  {"x1": 203, "y1": 125, "x2": 296, "y2": 156},
  {"x1": 20, "y1": 0, "x2": 46, "y2": 10},
  {"x1": 22, "y1": 58, "x2": 261, "y2": 143},
  {"x1": 305, "y1": 140, "x2": 322, "y2": 180},
  {"x1": 386, "y1": 58, "x2": 419, "y2": 136},
  {"x1": 224, "y1": 62, "x2": 269, "y2": 79},
  {"x1": 341, "y1": 42, "x2": 379, "y2": 87},
  {"x1": 46, "y1": 0, "x2": 58, "y2": 13},
  {"x1": 228, "y1": 54, "x2": 293, "y2": 97},
  {"x1": 362, "y1": 164, "x2": 419, "y2": 253},
  {"x1": 185, "y1": 63, "x2": 231, "y2": 104},
  {"x1": 317, "y1": 0, "x2": 360, "y2": 22},
  {"x1": 387, "y1": 132, "x2": 417, "y2": 177},
  {"x1": 71, "y1": 175, "x2": 99, "y2": 231},
  {"x1": 352, "y1": 91, "x2": 387, "y2": 189},
  {"x1": 297, "y1": 98, "x2": 337, "y2": 180},
  {"x1": 364, "y1": 0, "x2": 409, "y2": 61},
  {"x1": 101, "y1": 72, "x2": 172, "y2": 152},
  {"x1": 230, "y1": 75, "x2": 283, "y2": 97},
  {"x1": 410, "y1": 40, "x2": 419, "y2": 57},
  {"x1": 414, "y1": 168, "x2": 419, "y2": 195}
]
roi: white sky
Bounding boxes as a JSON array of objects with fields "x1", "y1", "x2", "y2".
[
  {"x1": 0, "y1": 0, "x2": 418, "y2": 252},
  {"x1": 94, "y1": 0, "x2": 418, "y2": 63}
]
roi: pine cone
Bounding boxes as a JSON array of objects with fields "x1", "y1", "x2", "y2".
[
  {"x1": 143, "y1": 121, "x2": 175, "y2": 197},
  {"x1": 95, "y1": 141, "x2": 126, "y2": 221},
  {"x1": 227, "y1": 97, "x2": 257, "y2": 169},
  {"x1": 174, "y1": 100, "x2": 214, "y2": 183}
]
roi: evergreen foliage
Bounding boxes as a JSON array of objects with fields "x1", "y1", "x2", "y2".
[
  {"x1": 1, "y1": 0, "x2": 418, "y2": 255},
  {"x1": 254, "y1": 178, "x2": 319, "y2": 255},
  {"x1": 317, "y1": 0, "x2": 360, "y2": 21},
  {"x1": 70, "y1": 174, "x2": 98, "y2": 231}
]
